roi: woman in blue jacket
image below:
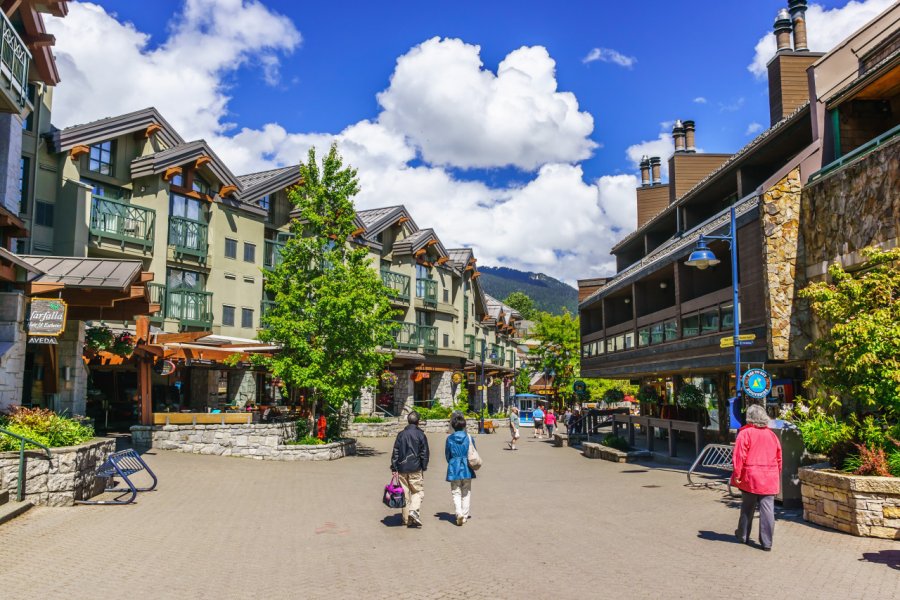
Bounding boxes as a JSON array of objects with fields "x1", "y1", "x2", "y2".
[{"x1": 445, "y1": 411, "x2": 476, "y2": 526}]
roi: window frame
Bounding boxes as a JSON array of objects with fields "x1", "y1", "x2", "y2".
[
  {"x1": 222, "y1": 305, "x2": 235, "y2": 327},
  {"x1": 88, "y1": 140, "x2": 115, "y2": 176},
  {"x1": 241, "y1": 307, "x2": 254, "y2": 329},
  {"x1": 224, "y1": 238, "x2": 237, "y2": 260},
  {"x1": 243, "y1": 242, "x2": 256, "y2": 264},
  {"x1": 34, "y1": 200, "x2": 54, "y2": 227}
]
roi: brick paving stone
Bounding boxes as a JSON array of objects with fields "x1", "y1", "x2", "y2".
[{"x1": 0, "y1": 433, "x2": 898, "y2": 599}]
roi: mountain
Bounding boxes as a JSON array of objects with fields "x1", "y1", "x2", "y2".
[{"x1": 477, "y1": 266, "x2": 578, "y2": 316}]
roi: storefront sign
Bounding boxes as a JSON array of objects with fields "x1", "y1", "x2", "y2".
[
  {"x1": 742, "y1": 368, "x2": 772, "y2": 399},
  {"x1": 27, "y1": 298, "x2": 67, "y2": 336},
  {"x1": 28, "y1": 336, "x2": 58, "y2": 345}
]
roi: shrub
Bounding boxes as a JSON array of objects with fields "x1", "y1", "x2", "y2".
[
  {"x1": 676, "y1": 384, "x2": 706, "y2": 410},
  {"x1": 842, "y1": 444, "x2": 892, "y2": 477},
  {"x1": 352, "y1": 415, "x2": 384, "y2": 423},
  {"x1": 603, "y1": 389, "x2": 625, "y2": 404},
  {"x1": 601, "y1": 434, "x2": 629, "y2": 452},
  {"x1": 888, "y1": 450, "x2": 900, "y2": 478},
  {"x1": 287, "y1": 435, "x2": 325, "y2": 446},
  {"x1": 0, "y1": 407, "x2": 94, "y2": 450},
  {"x1": 795, "y1": 412, "x2": 854, "y2": 456},
  {"x1": 417, "y1": 405, "x2": 452, "y2": 420}
]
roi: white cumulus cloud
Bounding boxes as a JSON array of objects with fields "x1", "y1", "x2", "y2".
[
  {"x1": 582, "y1": 47, "x2": 637, "y2": 69},
  {"x1": 626, "y1": 132, "x2": 675, "y2": 181},
  {"x1": 748, "y1": 0, "x2": 894, "y2": 78},
  {"x1": 745, "y1": 122, "x2": 763, "y2": 135},
  {"x1": 693, "y1": 96, "x2": 707, "y2": 104}
]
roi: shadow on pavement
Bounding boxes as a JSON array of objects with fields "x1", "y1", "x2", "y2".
[
  {"x1": 355, "y1": 444, "x2": 384, "y2": 458},
  {"x1": 697, "y1": 530, "x2": 743, "y2": 544},
  {"x1": 860, "y1": 550, "x2": 900, "y2": 571},
  {"x1": 381, "y1": 514, "x2": 405, "y2": 527},
  {"x1": 433, "y1": 512, "x2": 457, "y2": 524}
]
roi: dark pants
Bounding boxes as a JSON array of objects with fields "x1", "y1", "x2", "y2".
[
  {"x1": 737, "y1": 491, "x2": 775, "y2": 548},
  {"x1": 547, "y1": 424, "x2": 554, "y2": 436}
]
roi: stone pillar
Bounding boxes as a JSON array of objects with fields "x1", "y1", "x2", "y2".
[
  {"x1": 0, "y1": 292, "x2": 26, "y2": 411},
  {"x1": 393, "y1": 369, "x2": 413, "y2": 415},
  {"x1": 487, "y1": 384, "x2": 501, "y2": 413},
  {"x1": 432, "y1": 372, "x2": 453, "y2": 407},
  {"x1": 56, "y1": 320, "x2": 87, "y2": 416},
  {"x1": 228, "y1": 370, "x2": 257, "y2": 407},
  {"x1": 358, "y1": 387, "x2": 375, "y2": 414},
  {"x1": 0, "y1": 113, "x2": 23, "y2": 214}
]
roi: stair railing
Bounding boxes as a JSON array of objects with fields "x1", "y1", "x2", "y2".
[{"x1": 0, "y1": 427, "x2": 52, "y2": 501}]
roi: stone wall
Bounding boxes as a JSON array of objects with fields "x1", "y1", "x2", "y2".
[
  {"x1": 801, "y1": 137, "x2": 899, "y2": 273},
  {"x1": 0, "y1": 438, "x2": 114, "y2": 506},
  {"x1": 432, "y1": 372, "x2": 452, "y2": 406},
  {"x1": 130, "y1": 422, "x2": 355, "y2": 461},
  {"x1": 0, "y1": 292, "x2": 26, "y2": 411},
  {"x1": 393, "y1": 369, "x2": 413, "y2": 415},
  {"x1": 56, "y1": 321, "x2": 88, "y2": 417},
  {"x1": 760, "y1": 168, "x2": 805, "y2": 360},
  {"x1": 799, "y1": 464, "x2": 900, "y2": 539},
  {"x1": 346, "y1": 417, "x2": 508, "y2": 438}
]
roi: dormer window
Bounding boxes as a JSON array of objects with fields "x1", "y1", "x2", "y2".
[
  {"x1": 170, "y1": 172, "x2": 184, "y2": 187},
  {"x1": 258, "y1": 194, "x2": 271, "y2": 211},
  {"x1": 88, "y1": 140, "x2": 115, "y2": 176},
  {"x1": 192, "y1": 175, "x2": 209, "y2": 195}
]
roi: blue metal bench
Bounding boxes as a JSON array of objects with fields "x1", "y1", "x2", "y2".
[{"x1": 76, "y1": 449, "x2": 158, "y2": 505}]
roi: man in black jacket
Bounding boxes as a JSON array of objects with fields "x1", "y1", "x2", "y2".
[{"x1": 391, "y1": 411, "x2": 429, "y2": 527}]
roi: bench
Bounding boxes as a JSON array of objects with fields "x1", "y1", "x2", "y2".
[
  {"x1": 552, "y1": 433, "x2": 569, "y2": 447},
  {"x1": 76, "y1": 449, "x2": 158, "y2": 505}
]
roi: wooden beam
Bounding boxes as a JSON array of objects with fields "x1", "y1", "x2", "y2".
[
  {"x1": 25, "y1": 281, "x2": 64, "y2": 295},
  {"x1": 163, "y1": 166, "x2": 183, "y2": 182},
  {"x1": 435, "y1": 256, "x2": 449, "y2": 265},
  {"x1": 139, "y1": 271, "x2": 155, "y2": 283},
  {"x1": 23, "y1": 32, "x2": 55, "y2": 48},
  {"x1": 139, "y1": 357, "x2": 153, "y2": 425},
  {"x1": 351, "y1": 227, "x2": 365, "y2": 236},
  {"x1": 472, "y1": 271, "x2": 482, "y2": 279},
  {"x1": 2, "y1": 0, "x2": 23, "y2": 18},
  {"x1": 134, "y1": 123, "x2": 163, "y2": 139},
  {"x1": 194, "y1": 156, "x2": 212, "y2": 169},
  {"x1": 396, "y1": 217, "x2": 409, "y2": 225},
  {"x1": 414, "y1": 248, "x2": 427, "y2": 257},
  {"x1": 155, "y1": 330, "x2": 211, "y2": 344},
  {"x1": 69, "y1": 145, "x2": 89, "y2": 161},
  {"x1": 219, "y1": 184, "x2": 238, "y2": 197},
  {"x1": 425, "y1": 240, "x2": 438, "y2": 247}
]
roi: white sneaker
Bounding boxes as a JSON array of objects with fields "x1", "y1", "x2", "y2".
[
  {"x1": 408, "y1": 510, "x2": 422, "y2": 527},
  {"x1": 456, "y1": 515, "x2": 464, "y2": 526}
]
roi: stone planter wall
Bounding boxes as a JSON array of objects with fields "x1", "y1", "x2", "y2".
[
  {"x1": 0, "y1": 438, "x2": 115, "y2": 506},
  {"x1": 347, "y1": 418, "x2": 509, "y2": 438},
  {"x1": 131, "y1": 423, "x2": 356, "y2": 461},
  {"x1": 799, "y1": 464, "x2": 900, "y2": 539}
]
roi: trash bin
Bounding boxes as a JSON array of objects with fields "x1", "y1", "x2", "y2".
[{"x1": 769, "y1": 419, "x2": 804, "y2": 508}]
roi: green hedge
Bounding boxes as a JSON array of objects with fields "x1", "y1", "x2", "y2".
[{"x1": 0, "y1": 407, "x2": 94, "y2": 451}]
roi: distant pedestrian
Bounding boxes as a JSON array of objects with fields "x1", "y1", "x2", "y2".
[
  {"x1": 564, "y1": 408, "x2": 572, "y2": 432},
  {"x1": 390, "y1": 410, "x2": 430, "y2": 528},
  {"x1": 445, "y1": 411, "x2": 476, "y2": 526},
  {"x1": 508, "y1": 406, "x2": 520, "y2": 450},
  {"x1": 732, "y1": 404, "x2": 782, "y2": 551},
  {"x1": 316, "y1": 413, "x2": 327, "y2": 440},
  {"x1": 545, "y1": 408, "x2": 557, "y2": 437},
  {"x1": 533, "y1": 404, "x2": 545, "y2": 438}
]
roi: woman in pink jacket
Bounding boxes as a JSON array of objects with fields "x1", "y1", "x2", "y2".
[{"x1": 732, "y1": 404, "x2": 782, "y2": 551}]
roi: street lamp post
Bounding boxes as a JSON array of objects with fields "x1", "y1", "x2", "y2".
[
  {"x1": 480, "y1": 344, "x2": 498, "y2": 433},
  {"x1": 685, "y1": 205, "x2": 742, "y2": 424}
]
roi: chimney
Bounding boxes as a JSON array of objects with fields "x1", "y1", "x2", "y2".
[
  {"x1": 774, "y1": 8, "x2": 793, "y2": 53},
  {"x1": 650, "y1": 156, "x2": 661, "y2": 184},
  {"x1": 639, "y1": 156, "x2": 651, "y2": 186},
  {"x1": 672, "y1": 120, "x2": 686, "y2": 153},
  {"x1": 683, "y1": 120, "x2": 696, "y2": 153},
  {"x1": 789, "y1": 0, "x2": 809, "y2": 52}
]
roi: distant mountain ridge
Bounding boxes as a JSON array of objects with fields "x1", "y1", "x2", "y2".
[{"x1": 478, "y1": 266, "x2": 578, "y2": 316}]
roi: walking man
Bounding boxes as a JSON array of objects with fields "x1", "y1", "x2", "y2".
[{"x1": 391, "y1": 410, "x2": 430, "y2": 528}]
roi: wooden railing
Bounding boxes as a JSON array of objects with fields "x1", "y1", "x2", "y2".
[
  {"x1": 168, "y1": 216, "x2": 208, "y2": 260},
  {"x1": 90, "y1": 196, "x2": 155, "y2": 252},
  {"x1": 382, "y1": 270, "x2": 411, "y2": 303}
]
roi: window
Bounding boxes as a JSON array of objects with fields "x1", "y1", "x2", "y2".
[
  {"x1": 19, "y1": 157, "x2": 28, "y2": 213},
  {"x1": 682, "y1": 314, "x2": 700, "y2": 337},
  {"x1": 650, "y1": 323, "x2": 665, "y2": 345},
  {"x1": 167, "y1": 268, "x2": 202, "y2": 290},
  {"x1": 170, "y1": 172, "x2": 184, "y2": 187},
  {"x1": 443, "y1": 334, "x2": 449, "y2": 348},
  {"x1": 664, "y1": 319, "x2": 678, "y2": 341},
  {"x1": 638, "y1": 328, "x2": 650, "y2": 347},
  {"x1": 244, "y1": 242, "x2": 256, "y2": 263},
  {"x1": 241, "y1": 308, "x2": 254, "y2": 328},
  {"x1": 83, "y1": 179, "x2": 130, "y2": 200},
  {"x1": 88, "y1": 140, "x2": 114, "y2": 175},
  {"x1": 700, "y1": 309, "x2": 720, "y2": 334},
  {"x1": 415, "y1": 310, "x2": 431, "y2": 326},
  {"x1": 443, "y1": 289, "x2": 449, "y2": 303},
  {"x1": 721, "y1": 304, "x2": 735, "y2": 330},
  {"x1": 224, "y1": 238, "x2": 237, "y2": 259},
  {"x1": 258, "y1": 194, "x2": 270, "y2": 212},
  {"x1": 415, "y1": 264, "x2": 430, "y2": 298},
  {"x1": 192, "y1": 175, "x2": 209, "y2": 195},
  {"x1": 170, "y1": 193, "x2": 202, "y2": 221},
  {"x1": 596, "y1": 340, "x2": 604, "y2": 355},
  {"x1": 222, "y1": 305, "x2": 235, "y2": 327},
  {"x1": 34, "y1": 201, "x2": 53, "y2": 227},
  {"x1": 624, "y1": 332, "x2": 635, "y2": 350}
]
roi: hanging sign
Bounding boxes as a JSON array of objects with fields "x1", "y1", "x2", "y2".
[
  {"x1": 573, "y1": 380, "x2": 587, "y2": 394},
  {"x1": 742, "y1": 368, "x2": 772, "y2": 400},
  {"x1": 154, "y1": 360, "x2": 176, "y2": 376},
  {"x1": 28, "y1": 336, "x2": 58, "y2": 345},
  {"x1": 27, "y1": 298, "x2": 67, "y2": 336}
]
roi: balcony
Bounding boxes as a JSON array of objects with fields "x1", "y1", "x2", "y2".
[
  {"x1": 392, "y1": 322, "x2": 419, "y2": 351},
  {"x1": 0, "y1": 11, "x2": 30, "y2": 114},
  {"x1": 464, "y1": 334, "x2": 475, "y2": 359},
  {"x1": 491, "y1": 344, "x2": 504, "y2": 366},
  {"x1": 264, "y1": 239, "x2": 286, "y2": 269},
  {"x1": 382, "y1": 270, "x2": 411, "y2": 303},
  {"x1": 261, "y1": 299, "x2": 276, "y2": 318},
  {"x1": 416, "y1": 278, "x2": 437, "y2": 307},
  {"x1": 147, "y1": 283, "x2": 166, "y2": 321},
  {"x1": 168, "y1": 217, "x2": 208, "y2": 261},
  {"x1": 419, "y1": 326, "x2": 437, "y2": 353},
  {"x1": 89, "y1": 196, "x2": 155, "y2": 253},
  {"x1": 166, "y1": 289, "x2": 213, "y2": 329}
]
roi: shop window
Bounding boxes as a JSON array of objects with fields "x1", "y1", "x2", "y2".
[
  {"x1": 224, "y1": 238, "x2": 237, "y2": 259},
  {"x1": 650, "y1": 323, "x2": 664, "y2": 345},
  {"x1": 721, "y1": 304, "x2": 735, "y2": 330},
  {"x1": 222, "y1": 305, "x2": 235, "y2": 326},
  {"x1": 244, "y1": 242, "x2": 256, "y2": 263},
  {"x1": 638, "y1": 328, "x2": 650, "y2": 346},
  {"x1": 34, "y1": 201, "x2": 53, "y2": 227},
  {"x1": 88, "y1": 140, "x2": 115, "y2": 176},
  {"x1": 664, "y1": 320, "x2": 678, "y2": 341},
  {"x1": 700, "y1": 309, "x2": 720, "y2": 334},
  {"x1": 595, "y1": 340, "x2": 604, "y2": 355},
  {"x1": 683, "y1": 314, "x2": 699, "y2": 337},
  {"x1": 624, "y1": 332, "x2": 635, "y2": 350},
  {"x1": 241, "y1": 308, "x2": 254, "y2": 328}
]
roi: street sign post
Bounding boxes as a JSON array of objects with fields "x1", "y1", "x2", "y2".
[{"x1": 720, "y1": 334, "x2": 757, "y2": 348}]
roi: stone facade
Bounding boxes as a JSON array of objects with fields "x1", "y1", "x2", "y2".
[
  {"x1": 358, "y1": 386, "x2": 375, "y2": 415},
  {"x1": 760, "y1": 168, "x2": 805, "y2": 360},
  {"x1": 130, "y1": 422, "x2": 355, "y2": 461},
  {"x1": 0, "y1": 292, "x2": 26, "y2": 411},
  {"x1": 0, "y1": 438, "x2": 114, "y2": 506},
  {"x1": 799, "y1": 464, "x2": 900, "y2": 539},
  {"x1": 801, "y1": 138, "x2": 900, "y2": 274},
  {"x1": 56, "y1": 321, "x2": 88, "y2": 417},
  {"x1": 346, "y1": 417, "x2": 508, "y2": 438},
  {"x1": 227, "y1": 370, "x2": 257, "y2": 407},
  {"x1": 393, "y1": 369, "x2": 413, "y2": 415},
  {"x1": 432, "y1": 372, "x2": 452, "y2": 407}
]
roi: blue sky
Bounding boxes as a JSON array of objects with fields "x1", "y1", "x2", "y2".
[{"x1": 45, "y1": 0, "x2": 893, "y2": 282}]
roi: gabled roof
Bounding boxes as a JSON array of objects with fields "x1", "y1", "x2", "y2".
[
  {"x1": 357, "y1": 206, "x2": 418, "y2": 240},
  {"x1": 237, "y1": 165, "x2": 301, "y2": 204},
  {"x1": 393, "y1": 228, "x2": 448, "y2": 259},
  {"x1": 130, "y1": 140, "x2": 240, "y2": 190},
  {"x1": 447, "y1": 248, "x2": 474, "y2": 270},
  {"x1": 19, "y1": 256, "x2": 143, "y2": 290},
  {"x1": 51, "y1": 107, "x2": 184, "y2": 153}
]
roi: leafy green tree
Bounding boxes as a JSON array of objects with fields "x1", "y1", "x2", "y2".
[
  {"x1": 800, "y1": 246, "x2": 900, "y2": 419},
  {"x1": 584, "y1": 378, "x2": 638, "y2": 403},
  {"x1": 503, "y1": 291, "x2": 537, "y2": 320},
  {"x1": 532, "y1": 309, "x2": 580, "y2": 402},
  {"x1": 256, "y1": 144, "x2": 397, "y2": 425},
  {"x1": 514, "y1": 367, "x2": 532, "y2": 395}
]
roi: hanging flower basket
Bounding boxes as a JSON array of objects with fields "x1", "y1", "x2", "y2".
[
  {"x1": 451, "y1": 372, "x2": 464, "y2": 385},
  {"x1": 85, "y1": 325, "x2": 115, "y2": 352},
  {"x1": 380, "y1": 371, "x2": 398, "y2": 387},
  {"x1": 111, "y1": 331, "x2": 135, "y2": 357},
  {"x1": 492, "y1": 377, "x2": 503, "y2": 387}
]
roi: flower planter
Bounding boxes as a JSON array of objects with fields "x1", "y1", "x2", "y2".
[{"x1": 799, "y1": 463, "x2": 900, "y2": 539}]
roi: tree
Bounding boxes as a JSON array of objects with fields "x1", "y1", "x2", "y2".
[
  {"x1": 256, "y1": 144, "x2": 397, "y2": 426},
  {"x1": 532, "y1": 309, "x2": 580, "y2": 403},
  {"x1": 503, "y1": 291, "x2": 537, "y2": 320},
  {"x1": 799, "y1": 246, "x2": 900, "y2": 419}
]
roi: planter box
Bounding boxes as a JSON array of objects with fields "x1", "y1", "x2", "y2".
[
  {"x1": 0, "y1": 438, "x2": 115, "y2": 506},
  {"x1": 799, "y1": 463, "x2": 900, "y2": 539}
]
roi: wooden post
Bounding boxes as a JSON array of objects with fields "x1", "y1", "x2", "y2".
[{"x1": 136, "y1": 316, "x2": 153, "y2": 425}]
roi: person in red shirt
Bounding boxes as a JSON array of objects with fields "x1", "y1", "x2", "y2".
[
  {"x1": 732, "y1": 404, "x2": 782, "y2": 551},
  {"x1": 316, "y1": 413, "x2": 327, "y2": 440}
]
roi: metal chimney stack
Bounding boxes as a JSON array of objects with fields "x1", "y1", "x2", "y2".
[
  {"x1": 684, "y1": 120, "x2": 696, "y2": 153},
  {"x1": 774, "y1": 8, "x2": 793, "y2": 53},
  {"x1": 650, "y1": 156, "x2": 662, "y2": 184},
  {"x1": 672, "y1": 120, "x2": 686, "y2": 153},
  {"x1": 789, "y1": 0, "x2": 809, "y2": 51},
  {"x1": 639, "y1": 156, "x2": 651, "y2": 186}
]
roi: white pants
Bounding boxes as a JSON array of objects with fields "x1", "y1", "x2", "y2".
[{"x1": 450, "y1": 479, "x2": 472, "y2": 518}]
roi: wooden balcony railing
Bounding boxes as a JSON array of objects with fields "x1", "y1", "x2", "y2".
[
  {"x1": 382, "y1": 270, "x2": 411, "y2": 303},
  {"x1": 0, "y1": 11, "x2": 30, "y2": 108},
  {"x1": 90, "y1": 196, "x2": 155, "y2": 252},
  {"x1": 168, "y1": 216, "x2": 208, "y2": 260}
]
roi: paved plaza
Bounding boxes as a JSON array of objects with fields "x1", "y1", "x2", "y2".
[{"x1": 1, "y1": 432, "x2": 898, "y2": 600}]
